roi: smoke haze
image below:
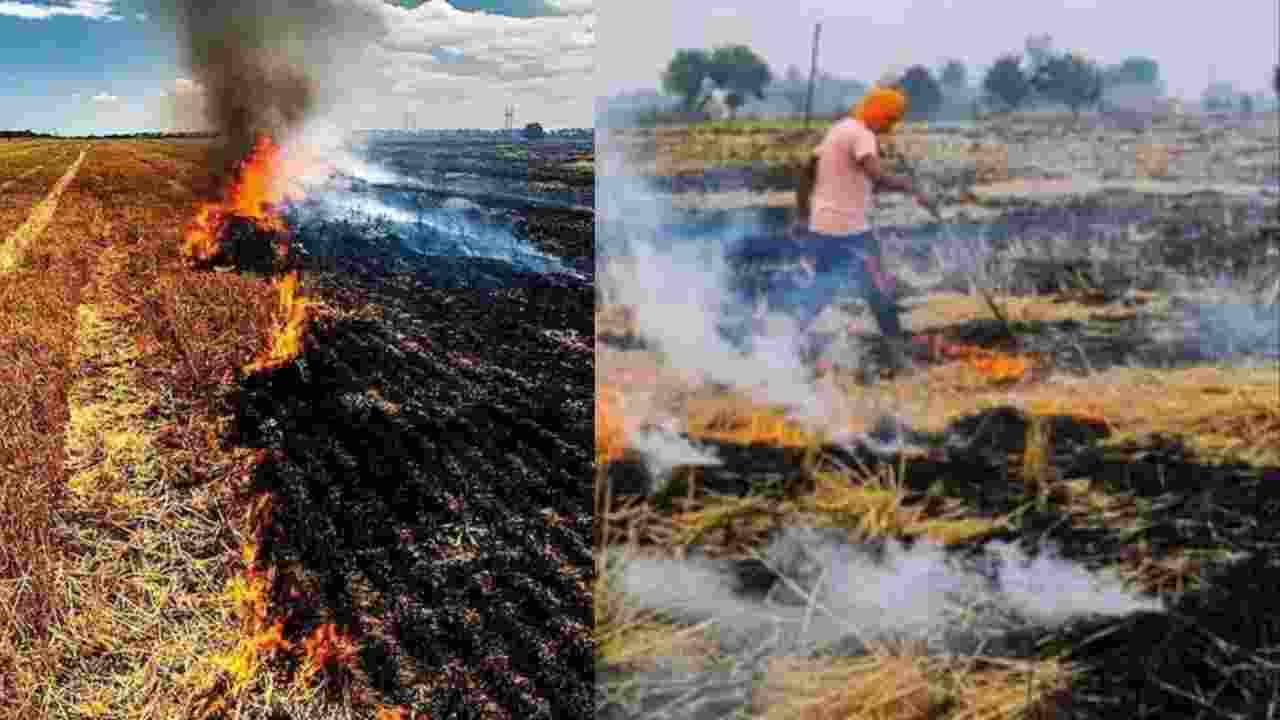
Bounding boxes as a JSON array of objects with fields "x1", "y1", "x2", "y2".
[{"x1": 172, "y1": 0, "x2": 386, "y2": 168}]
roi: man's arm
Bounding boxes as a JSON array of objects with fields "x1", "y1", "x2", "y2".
[
  {"x1": 858, "y1": 152, "x2": 940, "y2": 218},
  {"x1": 857, "y1": 152, "x2": 914, "y2": 194}
]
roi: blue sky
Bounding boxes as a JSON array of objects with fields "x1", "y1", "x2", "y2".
[
  {"x1": 1, "y1": 0, "x2": 594, "y2": 134},
  {"x1": 0, "y1": 8, "x2": 180, "y2": 135}
]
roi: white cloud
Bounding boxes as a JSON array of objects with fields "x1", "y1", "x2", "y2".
[
  {"x1": 153, "y1": 77, "x2": 208, "y2": 132},
  {"x1": 91, "y1": 92, "x2": 120, "y2": 103},
  {"x1": 349, "y1": 0, "x2": 594, "y2": 126},
  {"x1": 0, "y1": 0, "x2": 120, "y2": 21}
]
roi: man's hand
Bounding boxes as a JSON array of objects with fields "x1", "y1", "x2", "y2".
[
  {"x1": 859, "y1": 153, "x2": 914, "y2": 194},
  {"x1": 915, "y1": 191, "x2": 941, "y2": 220}
]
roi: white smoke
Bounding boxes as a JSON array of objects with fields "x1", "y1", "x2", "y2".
[
  {"x1": 614, "y1": 529, "x2": 1163, "y2": 659},
  {"x1": 596, "y1": 137, "x2": 862, "y2": 449},
  {"x1": 285, "y1": 187, "x2": 575, "y2": 276},
  {"x1": 630, "y1": 419, "x2": 722, "y2": 495},
  {"x1": 986, "y1": 540, "x2": 1166, "y2": 625}
]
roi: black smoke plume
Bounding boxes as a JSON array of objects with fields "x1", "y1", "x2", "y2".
[{"x1": 173, "y1": 0, "x2": 386, "y2": 171}]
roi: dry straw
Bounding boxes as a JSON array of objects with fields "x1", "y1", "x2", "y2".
[
  {"x1": 1136, "y1": 142, "x2": 1171, "y2": 179},
  {"x1": 973, "y1": 143, "x2": 1011, "y2": 184}
]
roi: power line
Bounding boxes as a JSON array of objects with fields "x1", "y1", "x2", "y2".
[{"x1": 804, "y1": 22, "x2": 822, "y2": 128}]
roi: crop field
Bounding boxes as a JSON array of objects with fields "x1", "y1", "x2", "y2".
[
  {"x1": 0, "y1": 136, "x2": 593, "y2": 720},
  {"x1": 595, "y1": 112, "x2": 1280, "y2": 719}
]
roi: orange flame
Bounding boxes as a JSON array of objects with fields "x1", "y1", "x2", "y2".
[
  {"x1": 923, "y1": 339, "x2": 1035, "y2": 383},
  {"x1": 244, "y1": 271, "x2": 311, "y2": 374},
  {"x1": 299, "y1": 623, "x2": 359, "y2": 684},
  {"x1": 685, "y1": 411, "x2": 818, "y2": 448},
  {"x1": 183, "y1": 133, "x2": 292, "y2": 263},
  {"x1": 596, "y1": 385, "x2": 628, "y2": 465},
  {"x1": 595, "y1": 382, "x2": 828, "y2": 465},
  {"x1": 178, "y1": 134, "x2": 316, "y2": 375}
]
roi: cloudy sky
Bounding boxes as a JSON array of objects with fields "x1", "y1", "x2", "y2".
[
  {"x1": 0, "y1": 0, "x2": 594, "y2": 134},
  {"x1": 598, "y1": 0, "x2": 1278, "y2": 102}
]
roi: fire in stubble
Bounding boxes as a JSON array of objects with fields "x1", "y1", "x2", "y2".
[
  {"x1": 917, "y1": 336, "x2": 1035, "y2": 383},
  {"x1": 244, "y1": 270, "x2": 312, "y2": 374},
  {"x1": 182, "y1": 133, "x2": 317, "y2": 375},
  {"x1": 183, "y1": 133, "x2": 291, "y2": 264},
  {"x1": 596, "y1": 381, "x2": 827, "y2": 466}
]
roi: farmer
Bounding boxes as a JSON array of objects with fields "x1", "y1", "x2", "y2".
[{"x1": 791, "y1": 83, "x2": 939, "y2": 361}]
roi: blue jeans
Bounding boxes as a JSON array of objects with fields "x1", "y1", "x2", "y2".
[{"x1": 788, "y1": 229, "x2": 902, "y2": 337}]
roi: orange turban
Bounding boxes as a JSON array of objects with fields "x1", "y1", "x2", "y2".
[{"x1": 852, "y1": 86, "x2": 909, "y2": 133}]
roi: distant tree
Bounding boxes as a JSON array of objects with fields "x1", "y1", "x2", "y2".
[
  {"x1": 706, "y1": 44, "x2": 772, "y2": 119},
  {"x1": 1105, "y1": 57, "x2": 1161, "y2": 88},
  {"x1": 899, "y1": 65, "x2": 943, "y2": 119},
  {"x1": 1274, "y1": 64, "x2": 1280, "y2": 97},
  {"x1": 523, "y1": 122, "x2": 545, "y2": 140},
  {"x1": 1024, "y1": 33, "x2": 1055, "y2": 74},
  {"x1": 662, "y1": 49, "x2": 711, "y2": 111},
  {"x1": 1241, "y1": 93, "x2": 1254, "y2": 115},
  {"x1": 1030, "y1": 51, "x2": 1103, "y2": 117},
  {"x1": 940, "y1": 59, "x2": 968, "y2": 90},
  {"x1": 1202, "y1": 81, "x2": 1237, "y2": 112},
  {"x1": 983, "y1": 54, "x2": 1032, "y2": 112}
]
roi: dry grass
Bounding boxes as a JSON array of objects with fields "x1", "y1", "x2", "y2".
[
  {"x1": 804, "y1": 469, "x2": 1005, "y2": 547},
  {"x1": 596, "y1": 491, "x2": 1068, "y2": 720},
  {"x1": 972, "y1": 142, "x2": 1012, "y2": 184},
  {"x1": 755, "y1": 653, "x2": 1072, "y2": 720},
  {"x1": 0, "y1": 146, "x2": 89, "y2": 272},
  {"x1": 903, "y1": 291, "x2": 1145, "y2": 332},
  {"x1": 1135, "y1": 142, "x2": 1171, "y2": 179},
  {"x1": 0, "y1": 140, "x2": 402, "y2": 719}
]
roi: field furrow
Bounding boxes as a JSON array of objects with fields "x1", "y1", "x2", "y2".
[{"x1": 0, "y1": 147, "x2": 89, "y2": 273}]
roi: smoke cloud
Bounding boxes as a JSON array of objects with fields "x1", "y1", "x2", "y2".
[
  {"x1": 596, "y1": 137, "x2": 905, "y2": 467},
  {"x1": 614, "y1": 529, "x2": 1162, "y2": 671},
  {"x1": 172, "y1": 0, "x2": 387, "y2": 168}
]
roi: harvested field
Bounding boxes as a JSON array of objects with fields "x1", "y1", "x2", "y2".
[
  {"x1": 597, "y1": 112, "x2": 1280, "y2": 719},
  {"x1": 1, "y1": 136, "x2": 593, "y2": 719}
]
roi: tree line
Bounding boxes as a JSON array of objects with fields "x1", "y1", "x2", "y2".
[{"x1": 659, "y1": 37, "x2": 1280, "y2": 122}]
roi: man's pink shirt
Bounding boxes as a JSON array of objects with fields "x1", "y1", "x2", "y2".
[{"x1": 808, "y1": 117, "x2": 878, "y2": 236}]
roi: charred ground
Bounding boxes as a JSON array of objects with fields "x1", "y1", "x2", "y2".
[
  {"x1": 224, "y1": 136, "x2": 596, "y2": 717},
  {"x1": 233, "y1": 268, "x2": 594, "y2": 717},
  {"x1": 0, "y1": 136, "x2": 593, "y2": 720},
  {"x1": 596, "y1": 114, "x2": 1279, "y2": 720}
]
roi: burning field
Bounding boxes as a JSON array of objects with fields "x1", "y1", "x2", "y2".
[
  {"x1": 0, "y1": 0, "x2": 594, "y2": 716},
  {"x1": 595, "y1": 112, "x2": 1280, "y2": 719},
  {"x1": 0, "y1": 126, "x2": 592, "y2": 719}
]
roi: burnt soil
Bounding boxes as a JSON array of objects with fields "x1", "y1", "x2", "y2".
[
  {"x1": 603, "y1": 404, "x2": 1280, "y2": 719},
  {"x1": 599, "y1": 187, "x2": 1280, "y2": 718},
  {"x1": 229, "y1": 227, "x2": 594, "y2": 715}
]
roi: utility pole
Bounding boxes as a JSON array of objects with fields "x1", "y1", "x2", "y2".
[
  {"x1": 803, "y1": 22, "x2": 822, "y2": 129},
  {"x1": 504, "y1": 106, "x2": 515, "y2": 132}
]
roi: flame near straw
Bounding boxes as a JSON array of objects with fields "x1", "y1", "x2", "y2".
[
  {"x1": 183, "y1": 134, "x2": 293, "y2": 263},
  {"x1": 181, "y1": 132, "x2": 316, "y2": 375},
  {"x1": 244, "y1": 271, "x2": 311, "y2": 374}
]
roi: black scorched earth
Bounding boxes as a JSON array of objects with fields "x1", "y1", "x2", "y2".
[{"x1": 227, "y1": 136, "x2": 594, "y2": 718}]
